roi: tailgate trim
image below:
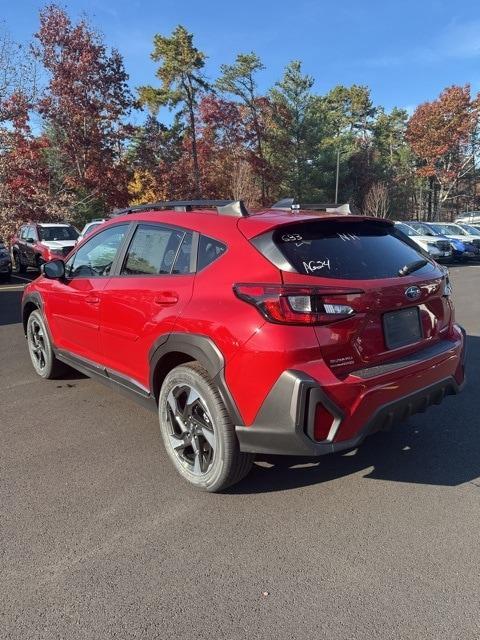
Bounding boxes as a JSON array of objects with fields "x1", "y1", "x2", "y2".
[{"x1": 350, "y1": 338, "x2": 457, "y2": 380}]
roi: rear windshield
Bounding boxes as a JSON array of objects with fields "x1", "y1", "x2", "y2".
[
  {"x1": 273, "y1": 221, "x2": 436, "y2": 280},
  {"x1": 38, "y1": 226, "x2": 78, "y2": 241}
]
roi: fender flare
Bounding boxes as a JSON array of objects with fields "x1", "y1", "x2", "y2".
[
  {"x1": 21, "y1": 291, "x2": 44, "y2": 334},
  {"x1": 149, "y1": 332, "x2": 244, "y2": 425}
]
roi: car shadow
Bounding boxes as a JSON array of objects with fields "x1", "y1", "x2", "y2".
[
  {"x1": 0, "y1": 290, "x2": 23, "y2": 326},
  {"x1": 229, "y1": 334, "x2": 480, "y2": 494},
  {"x1": 447, "y1": 259, "x2": 480, "y2": 267},
  {"x1": 0, "y1": 273, "x2": 38, "y2": 326}
]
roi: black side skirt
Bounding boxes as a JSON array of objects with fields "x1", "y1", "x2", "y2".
[{"x1": 55, "y1": 349, "x2": 157, "y2": 413}]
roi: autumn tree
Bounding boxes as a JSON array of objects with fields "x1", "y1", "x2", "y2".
[
  {"x1": 216, "y1": 53, "x2": 270, "y2": 203},
  {"x1": 195, "y1": 94, "x2": 255, "y2": 200},
  {"x1": 138, "y1": 25, "x2": 209, "y2": 198},
  {"x1": 0, "y1": 91, "x2": 70, "y2": 241},
  {"x1": 127, "y1": 114, "x2": 186, "y2": 202},
  {"x1": 33, "y1": 4, "x2": 133, "y2": 223},
  {"x1": 406, "y1": 85, "x2": 480, "y2": 219},
  {"x1": 0, "y1": 24, "x2": 37, "y2": 119}
]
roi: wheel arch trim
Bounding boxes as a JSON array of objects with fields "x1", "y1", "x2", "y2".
[
  {"x1": 149, "y1": 332, "x2": 244, "y2": 425},
  {"x1": 22, "y1": 292, "x2": 44, "y2": 335}
]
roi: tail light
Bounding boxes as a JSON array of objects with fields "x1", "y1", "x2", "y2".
[
  {"x1": 233, "y1": 283, "x2": 360, "y2": 325},
  {"x1": 443, "y1": 272, "x2": 452, "y2": 297}
]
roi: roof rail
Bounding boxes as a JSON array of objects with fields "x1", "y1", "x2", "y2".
[
  {"x1": 271, "y1": 198, "x2": 352, "y2": 215},
  {"x1": 111, "y1": 199, "x2": 249, "y2": 218}
]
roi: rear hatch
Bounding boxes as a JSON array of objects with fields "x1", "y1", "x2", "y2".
[{"x1": 248, "y1": 216, "x2": 451, "y2": 375}]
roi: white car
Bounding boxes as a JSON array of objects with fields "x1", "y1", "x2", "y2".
[
  {"x1": 394, "y1": 222, "x2": 452, "y2": 261},
  {"x1": 77, "y1": 219, "x2": 107, "y2": 244},
  {"x1": 456, "y1": 211, "x2": 480, "y2": 224}
]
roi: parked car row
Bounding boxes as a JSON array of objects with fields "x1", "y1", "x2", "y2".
[
  {"x1": 4, "y1": 215, "x2": 480, "y2": 284},
  {"x1": 395, "y1": 220, "x2": 480, "y2": 262}
]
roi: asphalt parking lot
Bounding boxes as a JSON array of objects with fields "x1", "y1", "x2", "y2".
[{"x1": 1, "y1": 266, "x2": 480, "y2": 640}]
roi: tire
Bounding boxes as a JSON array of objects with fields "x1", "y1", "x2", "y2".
[
  {"x1": 13, "y1": 251, "x2": 27, "y2": 274},
  {"x1": 158, "y1": 362, "x2": 254, "y2": 492},
  {"x1": 26, "y1": 310, "x2": 66, "y2": 379}
]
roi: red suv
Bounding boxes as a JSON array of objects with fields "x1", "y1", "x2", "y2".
[
  {"x1": 22, "y1": 200, "x2": 466, "y2": 491},
  {"x1": 11, "y1": 222, "x2": 79, "y2": 272}
]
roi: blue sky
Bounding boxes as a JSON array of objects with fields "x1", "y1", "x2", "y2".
[{"x1": 3, "y1": 0, "x2": 480, "y2": 117}]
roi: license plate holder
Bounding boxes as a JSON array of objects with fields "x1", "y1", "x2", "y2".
[{"x1": 383, "y1": 307, "x2": 422, "y2": 350}]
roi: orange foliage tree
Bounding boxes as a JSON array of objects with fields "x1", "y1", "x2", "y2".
[{"x1": 406, "y1": 85, "x2": 480, "y2": 218}]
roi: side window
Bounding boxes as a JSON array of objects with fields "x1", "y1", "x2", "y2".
[
  {"x1": 121, "y1": 225, "x2": 184, "y2": 276},
  {"x1": 66, "y1": 224, "x2": 128, "y2": 278},
  {"x1": 172, "y1": 232, "x2": 193, "y2": 274},
  {"x1": 197, "y1": 235, "x2": 227, "y2": 271}
]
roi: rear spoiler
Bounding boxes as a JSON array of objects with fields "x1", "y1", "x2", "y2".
[{"x1": 271, "y1": 198, "x2": 353, "y2": 215}]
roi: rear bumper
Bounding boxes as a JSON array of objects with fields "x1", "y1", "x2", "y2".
[{"x1": 236, "y1": 326, "x2": 466, "y2": 456}]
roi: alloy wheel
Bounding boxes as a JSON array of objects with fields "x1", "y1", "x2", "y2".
[
  {"x1": 165, "y1": 384, "x2": 216, "y2": 475},
  {"x1": 28, "y1": 318, "x2": 47, "y2": 371}
]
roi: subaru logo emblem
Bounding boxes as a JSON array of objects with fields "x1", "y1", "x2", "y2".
[{"x1": 405, "y1": 286, "x2": 421, "y2": 300}]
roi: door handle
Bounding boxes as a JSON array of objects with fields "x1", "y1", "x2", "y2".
[
  {"x1": 85, "y1": 295, "x2": 101, "y2": 304},
  {"x1": 154, "y1": 293, "x2": 179, "y2": 306}
]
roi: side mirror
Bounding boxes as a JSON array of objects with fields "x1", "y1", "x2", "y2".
[
  {"x1": 26, "y1": 237, "x2": 35, "y2": 244},
  {"x1": 42, "y1": 259, "x2": 66, "y2": 280}
]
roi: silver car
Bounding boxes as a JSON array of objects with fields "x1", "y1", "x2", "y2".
[{"x1": 394, "y1": 222, "x2": 452, "y2": 261}]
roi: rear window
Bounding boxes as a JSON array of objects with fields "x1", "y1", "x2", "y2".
[
  {"x1": 38, "y1": 226, "x2": 78, "y2": 241},
  {"x1": 272, "y1": 221, "x2": 436, "y2": 280},
  {"x1": 197, "y1": 235, "x2": 227, "y2": 271}
]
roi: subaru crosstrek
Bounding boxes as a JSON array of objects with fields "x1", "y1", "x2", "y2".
[{"x1": 22, "y1": 199, "x2": 466, "y2": 491}]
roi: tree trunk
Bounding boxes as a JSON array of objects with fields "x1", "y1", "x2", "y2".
[
  {"x1": 187, "y1": 101, "x2": 201, "y2": 199},
  {"x1": 427, "y1": 176, "x2": 434, "y2": 221},
  {"x1": 434, "y1": 180, "x2": 441, "y2": 221},
  {"x1": 250, "y1": 106, "x2": 266, "y2": 204}
]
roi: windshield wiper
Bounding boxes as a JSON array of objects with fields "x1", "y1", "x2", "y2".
[{"x1": 398, "y1": 259, "x2": 428, "y2": 276}]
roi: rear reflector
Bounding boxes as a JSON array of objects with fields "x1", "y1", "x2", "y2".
[{"x1": 314, "y1": 403, "x2": 335, "y2": 441}]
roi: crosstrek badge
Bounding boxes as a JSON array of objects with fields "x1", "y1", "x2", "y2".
[{"x1": 329, "y1": 356, "x2": 356, "y2": 367}]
